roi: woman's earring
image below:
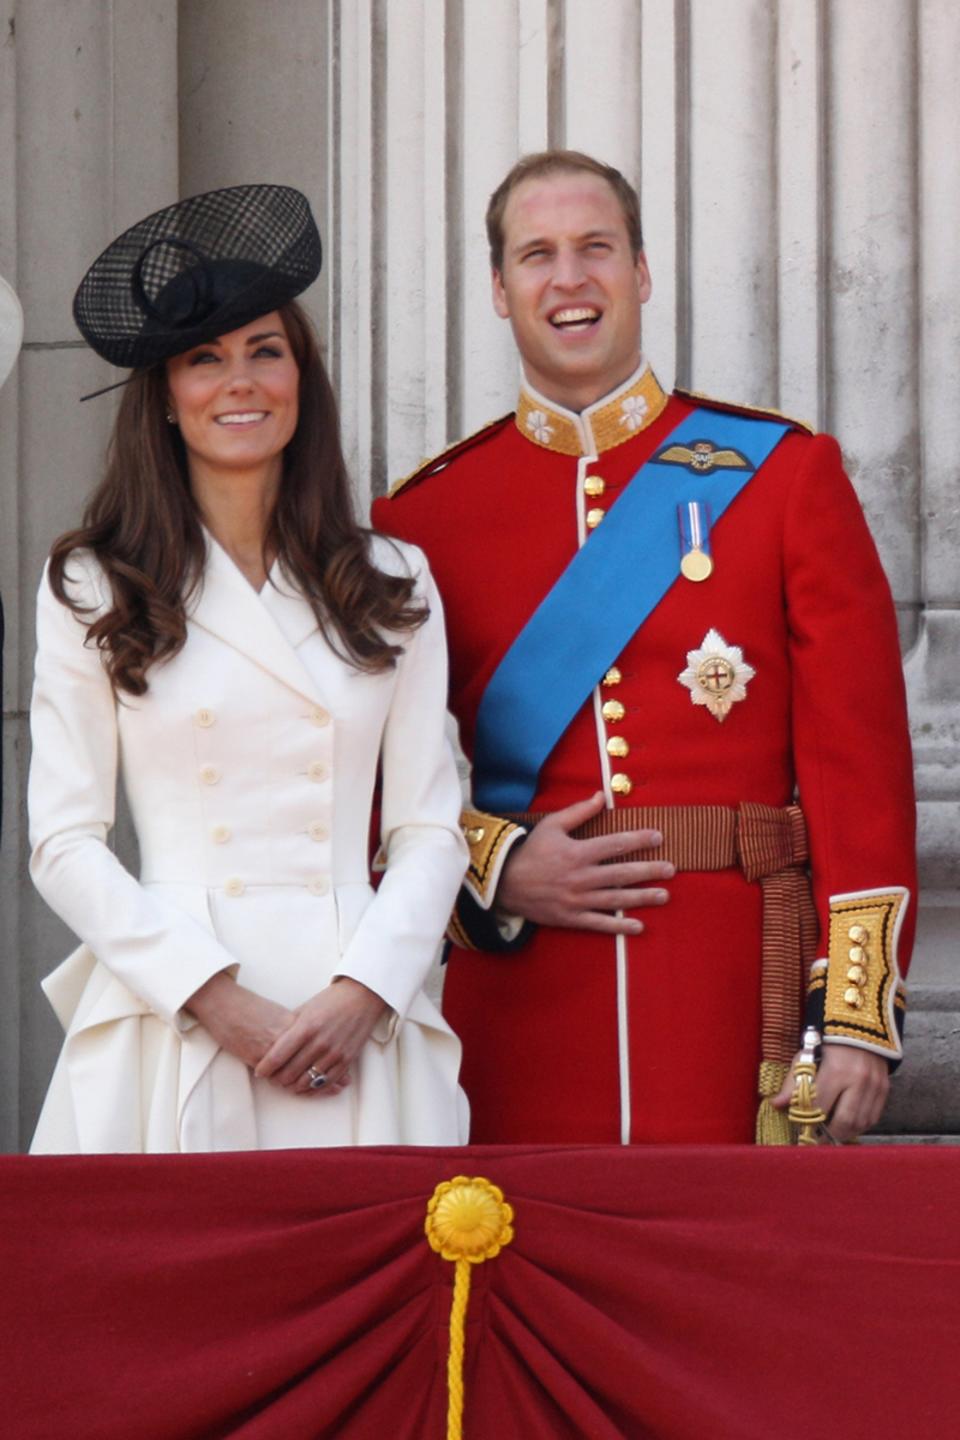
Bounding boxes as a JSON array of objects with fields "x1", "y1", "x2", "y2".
[{"x1": 166, "y1": 409, "x2": 176, "y2": 425}]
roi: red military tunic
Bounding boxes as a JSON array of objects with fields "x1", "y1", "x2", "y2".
[{"x1": 372, "y1": 365, "x2": 917, "y2": 1144}]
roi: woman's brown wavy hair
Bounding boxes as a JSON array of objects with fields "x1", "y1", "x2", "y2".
[{"x1": 49, "y1": 302, "x2": 426, "y2": 696}]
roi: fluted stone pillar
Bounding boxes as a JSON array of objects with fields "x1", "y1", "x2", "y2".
[
  {"x1": 878, "y1": 0, "x2": 960, "y2": 1138},
  {"x1": 0, "y1": 0, "x2": 22, "y2": 1152},
  {"x1": 1, "y1": 0, "x2": 179, "y2": 1150},
  {"x1": 176, "y1": 0, "x2": 329, "y2": 343}
]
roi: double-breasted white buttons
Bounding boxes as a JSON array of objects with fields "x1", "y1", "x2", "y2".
[
  {"x1": 307, "y1": 876, "x2": 330, "y2": 896},
  {"x1": 211, "y1": 823, "x2": 232, "y2": 844},
  {"x1": 199, "y1": 764, "x2": 221, "y2": 786},
  {"x1": 309, "y1": 706, "x2": 331, "y2": 727},
  {"x1": 224, "y1": 877, "x2": 245, "y2": 897},
  {"x1": 307, "y1": 760, "x2": 329, "y2": 783},
  {"x1": 195, "y1": 708, "x2": 215, "y2": 728},
  {"x1": 308, "y1": 821, "x2": 329, "y2": 843}
]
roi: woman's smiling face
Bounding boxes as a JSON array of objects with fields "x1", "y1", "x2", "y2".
[{"x1": 165, "y1": 311, "x2": 300, "y2": 486}]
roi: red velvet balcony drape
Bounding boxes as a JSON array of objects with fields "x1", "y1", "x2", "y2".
[{"x1": 2, "y1": 1145, "x2": 958, "y2": 1439}]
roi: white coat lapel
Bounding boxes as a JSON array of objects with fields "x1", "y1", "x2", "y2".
[
  {"x1": 189, "y1": 536, "x2": 323, "y2": 704},
  {"x1": 259, "y1": 566, "x2": 323, "y2": 651}
]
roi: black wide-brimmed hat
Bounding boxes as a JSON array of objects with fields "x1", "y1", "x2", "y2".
[{"x1": 73, "y1": 183, "x2": 322, "y2": 380}]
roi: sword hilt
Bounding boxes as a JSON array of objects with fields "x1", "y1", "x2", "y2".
[{"x1": 788, "y1": 1026, "x2": 827, "y2": 1146}]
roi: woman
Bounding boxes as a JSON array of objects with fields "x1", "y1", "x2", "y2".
[{"x1": 29, "y1": 184, "x2": 468, "y2": 1152}]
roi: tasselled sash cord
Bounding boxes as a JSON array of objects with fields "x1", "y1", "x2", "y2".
[
  {"x1": 508, "y1": 802, "x2": 817, "y2": 1145},
  {"x1": 737, "y1": 804, "x2": 818, "y2": 1143}
]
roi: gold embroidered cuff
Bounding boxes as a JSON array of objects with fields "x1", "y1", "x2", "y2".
[
  {"x1": 460, "y1": 808, "x2": 526, "y2": 911},
  {"x1": 821, "y1": 888, "x2": 909, "y2": 1058},
  {"x1": 446, "y1": 906, "x2": 474, "y2": 950}
]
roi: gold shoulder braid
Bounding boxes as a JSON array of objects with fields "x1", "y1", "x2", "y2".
[
  {"x1": 386, "y1": 414, "x2": 514, "y2": 499},
  {"x1": 673, "y1": 386, "x2": 815, "y2": 437}
]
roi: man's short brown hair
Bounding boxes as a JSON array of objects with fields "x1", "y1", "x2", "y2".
[{"x1": 485, "y1": 150, "x2": 644, "y2": 271}]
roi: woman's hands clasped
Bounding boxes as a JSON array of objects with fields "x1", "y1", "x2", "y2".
[
  {"x1": 185, "y1": 973, "x2": 296, "y2": 1070},
  {"x1": 185, "y1": 972, "x2": 388, "y2": 1097},
  {"x1": 254, "y1": 978, "x2": 389, "y2": 1096}
]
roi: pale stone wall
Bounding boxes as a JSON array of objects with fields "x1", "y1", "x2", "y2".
[
  {"x1": 2, "y1": 0, "x2": 181, "y2": 1148},
  {"x1": 2, "y1": 0, "x2": 956, "y2": 1148}
]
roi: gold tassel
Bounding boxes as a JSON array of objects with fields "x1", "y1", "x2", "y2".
[{"x1": 755, "y1": 1059, "x2": 794, "y2": 1145}]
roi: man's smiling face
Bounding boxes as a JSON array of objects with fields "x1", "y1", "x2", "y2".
[{"x1": 491, "y1": 170, "x2": 651, "y2": 413}]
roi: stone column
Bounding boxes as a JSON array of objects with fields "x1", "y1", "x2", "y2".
[
  {"x1": 2, "y1": 0, "x2": 179, "y2": 1150},
  {"x1": 880, "y1": 0, "x2": 960, "y2": 1137},
  {"x1": 176, "y1": 0, "x2": 329, "y2": 359}
]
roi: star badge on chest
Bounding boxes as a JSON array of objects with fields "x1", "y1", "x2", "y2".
[{"x1": 678, "y1": 628, "x2": 755, "y2": 722}]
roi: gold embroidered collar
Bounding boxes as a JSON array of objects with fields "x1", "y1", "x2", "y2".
[{"x1": 515, "y1": 364, "x2": 668, "y2": 457}]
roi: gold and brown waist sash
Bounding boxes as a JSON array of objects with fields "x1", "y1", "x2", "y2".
[{"x1": 507, "y1": 801, "x2": 818, "y2": 1143}]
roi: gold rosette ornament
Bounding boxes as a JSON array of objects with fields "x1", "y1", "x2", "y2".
[{"x1": 425, "y1": 1176, "x2": 515, "y2": 1440}]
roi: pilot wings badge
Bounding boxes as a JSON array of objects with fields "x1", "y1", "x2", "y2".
[
  {"x1": 678, "y1": 628, "x2": 755, "y2": 722},
  {"x1": 654, "y1": 439, "x2": 753, "y2": 474}
]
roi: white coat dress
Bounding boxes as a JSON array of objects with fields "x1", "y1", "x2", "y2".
[{"x1": 28, "y1": 533, "x2": 469, "y2": 1152}]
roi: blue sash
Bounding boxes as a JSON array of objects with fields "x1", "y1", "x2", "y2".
[{"x1": 472, "y1": 408, "x2": 790, "y2": 811}]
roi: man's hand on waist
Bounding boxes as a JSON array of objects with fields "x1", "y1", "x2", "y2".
[{"x1": 495, "y1": 790, "x2": 674, "y2": 934}]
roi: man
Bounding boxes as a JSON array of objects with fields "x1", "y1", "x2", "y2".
[{"x1": 371, "y1": 151, "x2": 916, "y2": 1146}]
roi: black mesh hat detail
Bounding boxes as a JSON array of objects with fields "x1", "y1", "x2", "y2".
[{"x1": 73, "y1": 184, "x2": 322, "y2": 370}]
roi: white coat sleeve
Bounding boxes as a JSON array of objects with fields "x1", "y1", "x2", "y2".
[
  {"x1": 333, "y1": 551, "x2": 468, "y2": 1017},
  {"x1": 28, "y1": 558, "x2": 241, "y2": 1030}
]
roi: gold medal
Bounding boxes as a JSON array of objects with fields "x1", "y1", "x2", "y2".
[
  {"x1": 680, "y1": 547, "x2": 713, "y2": 582},
  {"x1": 678, "y1": 501, "x2": 714, "y2": 583}
]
